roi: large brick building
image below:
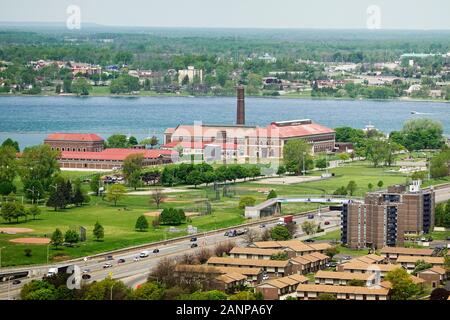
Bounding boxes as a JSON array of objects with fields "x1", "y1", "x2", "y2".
[
  {"x1": 44, "y1": 133, "x2": 176, "y2": 170},
  {"x1": 44, "y1": 133, "x2": 105, "y2": 152},
  {"x1": 341, "y1": 182, "x2": 435, "y2": 249}
]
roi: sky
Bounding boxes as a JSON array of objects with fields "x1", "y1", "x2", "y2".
[{"x1": 0, "y1": 0, "x2": 449, "y2": 29}]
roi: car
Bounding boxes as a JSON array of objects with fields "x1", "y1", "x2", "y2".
[
  {"x1": 307, "y1": 214, "x2": 314, "y2": 220},
  {"x1": 106, "y1": 255, "x2": 114, "y2": 261},
  {"x1": 103, "y1": 263, "x2": 113, "y2": 269},
  {"x1": 324, "y1": 221, "x2": 330, "y2": 225},
  {"x1": 262, "y1": 274, "x2": 269, "y2": 280},
  {"x1": 82, "y1": 269, "x2": 91, "y2": 274},
  {"x1": 139, "y1": 251, "x2": 150, "y2": 258},
  {"x1": 81, "y1": 274, "x2": 91, "y2": 280},
  {"x1": 118, "y1": 258, "x2": 126, "y2": 264},
  {"x1": 260, "y1": 224, "x2": 266, "y2": 228},
  {"x1": 447, "y1": 237, "x2": 450, "y2": 241},
  {"x1": 224, "y1": 231, "x2": 230, "y2": 236},
  {"x1": 190, "y1": 237, "x2": 197, "y2": 242},
  {"x1": 12, "y1": 280, "x2": 21, "y2": 285},
  {"x1": 305, "y1": 239, "x2": 315, "y2": 243},
  {"x1": 191, "y1": 243, "x2": 198, "y2": 248},
  {"x1": 153, "y1": 249, "x2": 160, "y2": 253}
]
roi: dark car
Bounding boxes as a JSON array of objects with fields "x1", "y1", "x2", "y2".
[
  {"x1": 106, "y1": 255, "x2": 114, "y2": 261},
  {"x1": 447, "y1": 237, "x2": 450, "y2": 241},
  {"x1": 118, "y1": 258, "x2": 126, "y2": 264},
  {"x1": 190, "y1": 237, "x2": 197, "y2": 242},
  {"x1": 305, "y1": 239, "x2": 315, "y2": 243},
  {"x1": 153, "y1": 249, "x2": 160, "y2": 253},
  {"x1": 12, "y1": 280, "x2": 21, "y2": 285},
  {"x1": 191, "y1": 243, "x2": 198, "y2": 248},
  {"x1": 324, "y1": 221, "x2": 330, "y2": 225}
]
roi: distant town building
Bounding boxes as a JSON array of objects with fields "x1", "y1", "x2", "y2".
[
  {"x1": 178, "y1": 66, "x2": 203, "y2": 84},
  {"x1": 341, "y1": 182, "x2": 435, "y2": 249},
  {"x1": 258, "y1": 53, "x2": 277, "y2": 63}
]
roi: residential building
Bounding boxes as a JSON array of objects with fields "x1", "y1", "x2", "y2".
[
  {"x1": 206, "y1": 257, "x2": 293, "y2": 278},
  {"x1": 337, "y1": 262, "x2": 400, "y2": 278},
  {"x1": 417, "y1": 266, "x2": 448, "y2": 288},
  {"x1": 341, "y1": 182, "x2": 435, "y2": 249},
  {"x1": 314, "y1": 270, "x2": 376, "y2": 286},
  {"x1": 345, "y1": 254, "x2": 387, "y2": 265},
  {"x1": 229, "y1": 247, "x2": 293, "y2": 260},
  {"x1": 255, "y1": 274, "x2": 308, "y2": 300},
  {"x1": 213, "y1": 266, "x2": 264, "y2": 286},
  {"x1": 178, "y1": 66, "x2": 203, "y2": 84},
  {"x1": 251, "y1": 240, "x2": 331, "y2": 256},
  {"x1": 379, "y1": 247, "x2": 434, "y2": 263},
  {"x1": 395, "y1": 256, "x2": 445, "y2": 271},
  {"x1": 290, "y1": 252, "x2": 330, "y2": 274},
  {"x1": 296, "y1": 284, "x2": 389, "y2": 300}
]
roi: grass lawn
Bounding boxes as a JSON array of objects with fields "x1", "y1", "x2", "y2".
[
  {"x1": 240, "y1": 162, "x2": 408, "y2": 198},
  {"x1": 313, "y1": 229, "x2": 341, "y2": 241}
]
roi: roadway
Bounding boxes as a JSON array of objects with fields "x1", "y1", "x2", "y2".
[{"x1": 0, "y1": 210, "x2": 341, "y2": 300}]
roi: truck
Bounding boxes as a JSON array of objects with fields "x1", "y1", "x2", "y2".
[
  {"x1": 45, "y1": 265, "x2": 72, "y2": 278},
  {"x1": 277, "y1": 215, "x2": 294, "y2": 226}
]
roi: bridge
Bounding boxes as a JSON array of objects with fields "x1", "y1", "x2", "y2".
[{"x1": 245, "y1": 196, "x2": 364, "y2": 219}]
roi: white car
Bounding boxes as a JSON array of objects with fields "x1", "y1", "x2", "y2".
[{"x1": 103, "y1": 263, "x2": 113, "y2": 269}]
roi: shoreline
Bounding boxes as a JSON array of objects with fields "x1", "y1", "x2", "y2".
[{"x1": 0, "y1": 93, "x2": 449, "y2": 104}]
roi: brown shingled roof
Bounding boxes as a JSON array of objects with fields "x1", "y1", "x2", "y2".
[
  {"x1": 380, "y1": 247, "x2": 433, "y2": 256},
  {"x1": 207, "y1": 257, "x2": 290, "y2": 268},
  {"x1": 297, "y1": 284, "x2": 389, "y2": 295}
]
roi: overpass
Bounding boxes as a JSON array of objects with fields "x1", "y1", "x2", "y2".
[{"x1": 245, "y1": 196, "x2": 364, "y2": 219}]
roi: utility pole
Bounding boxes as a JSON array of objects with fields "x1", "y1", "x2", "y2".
[{"x1": 302, "y1": 152, "x2": 306, "y2": 176}]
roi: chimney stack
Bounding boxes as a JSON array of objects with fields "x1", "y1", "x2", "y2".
[{"x1": 236, "y1": 85, "x2": 245, "y2": 125}]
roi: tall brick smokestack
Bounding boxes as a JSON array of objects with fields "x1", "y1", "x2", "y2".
[{"x1": 236, "y1": 85, "x2": 245, "y2": 125}]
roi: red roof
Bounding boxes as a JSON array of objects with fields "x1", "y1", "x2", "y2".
[
  {"x1": 268, "y1": 122, "x2": 335, "y2": 138},
  {"x1": 60, "y1": 148, "x2": 175, "y2": 161},
  {"x1": 45, "y1": 133, "x2": 104, "y2": 142}
]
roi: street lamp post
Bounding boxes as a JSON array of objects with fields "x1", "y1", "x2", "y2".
[
  {"x1": 302, "y1": 152, "x2": 306, "y2": 176},
  {"x1": 0, "y1": 247, "x2": 4, "y2": 271}
]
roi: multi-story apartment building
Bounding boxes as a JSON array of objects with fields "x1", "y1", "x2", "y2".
[{"x1": 341, "y1": 182, "x2": 435, "y2": 249}]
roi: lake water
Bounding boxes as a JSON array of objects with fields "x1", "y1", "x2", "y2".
[{"x1": 0, "y1": 96, "x2": 449, "y2": 148}]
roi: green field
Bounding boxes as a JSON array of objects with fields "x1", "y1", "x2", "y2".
[{"x1": 0, "y1": 162, "x2": 436, "y2": 267}]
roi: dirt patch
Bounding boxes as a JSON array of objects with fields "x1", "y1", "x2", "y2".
[
  {"x1": 164, "y1": 198, "x2": 187, "y2": 203},
  {"x1": 144, "y1": 211, "x2": 162, "y2": 217},
  {"x1": 9, "y1": 237, "x2": 50, "y2": 244},
  {"x1": 0, "y1": 227, "x2": 34, "y2": 234}
]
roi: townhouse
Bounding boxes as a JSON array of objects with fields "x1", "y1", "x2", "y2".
[
  {"x1": 396, "y1": 256, "x2": 445, "y2": 271},
  {"x1": 417, "y1": 266, "x2": 448, "y2": 288},
  {"x1": 290, "y1": 252, "x2": 330, "y2": 274},
  {"x1": 345, "y1": 254, "x2": 387, "y2": 265},
  {"x1": 251, "y1": 240, "x2": 331, "y2": 256},
  {"x1": 296, "y1": 284, "x2": 390, "y2": 300},
  {"x1": 314, "y1": 270, "x2": 376, "y2": 286},
  {"x1": 255, "y1": 274, "x2": 308, "y2": 300},
  {"x1": 379, "y1": 246, "x2": 434, "y2": 263},
  {"x1": 337, "y1": 262, "x2": 400, "y2": 278},
  {"x1": 206, "y1": 257, "x2": 294, "y2": 278},
  {"x1": 229, "y1": 247, "x2": 294, "y2": 260}
]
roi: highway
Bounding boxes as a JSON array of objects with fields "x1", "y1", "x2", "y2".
[{"x1": 0, "y1": 210, "x2": 341, "y2": 300}]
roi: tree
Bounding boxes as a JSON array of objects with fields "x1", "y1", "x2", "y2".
[
  {"x1": 267, "y1": 190, "x2": 277, "y2": 200},
  {"x1": 365, "y1": 138, "x2": 388, "y2": 167},
  {"x1": 19, "y1": 144, "x2": 60, "y2": 191},
  {"x1": 106, "y1": 184, "x2": 127, "y2": 206},
  {"x1": 150, "y1": 187, "x2": 166, "y2": 209},
  {"x1": 2, "y1": 138, "x2": 20, "y2": 152},
  {"x1": 65, "y1": 229, "x2": 80, "y2": 244},
  {"x1": 283, "y1": 139, "x2": 313, "y2": 175},
  {"x1": 445, "y1": 255, "x2": 450, "y2": 273},
  {"x1": 238, "y1": 196, "x2": 256, "y2": 209},
  {"x1": 110, "y1": 75, "x2": 140, "y2": 94},
  {"x1": 377, "y1": 180, "x2": 384, "y2": 189},
  {"x1": 242, "y1": 229, "x2": 260, "y2": 244},
  {"x1": 412, "y1": 260, "x2": 433, "y2": 276},
  {"x1": 28, "y1": 205, "x2": 41, "y2": 220},
  {"x1": 93, "y1": 221, "x2": 105, "y2": 241},
  {"x1": 301, "y1": 221, "x2": 317, "y2": 236},
  {"x1": 106, "y1": 134, "x2": 129, "y2": 148},
  {"x1": 72, "y1": 181, "x2": 86, "y2": 206},
  {"x1": 135, "y1": 215, "x2": 149, "y2": 232},
  {"x1": 324, "y1": 246, "x2": 340, "y2": 259},
  {"x1": 186, "y1": 169, "x2": 203, "y2": 188},
  {"x1": 270, "y1": 252, "x2": 289, "y2": 260},
  {"x1": 83, "y1": 277, "x2": 130, "y2": 300},
  {"x1": 346, "y1": 180, "x2": 357, "y2": 196},
  {"x1": 128, "y1": 136, "x2": 138, "y2": 146},
  {"x1": 1, "y1": 202, "x2": 16, "y2": 223},
  {"x1": 392, "y1": 119, "x2": 445, "y2": 151},
  {"x1": 0, "y1": 181, "x2": 16, "y2": 196},
  {"x1": 50, "y1": 228, "x2": 64, "y2": 248},
  {"x1": 0, "y1": 146, "x2": 18, "y2": 184},
  {"x1": 333, "y1": 186, "x2": 348, "y2": 196},
  {"x1": 276, "y1": 165, "x2": 286, "y2": 175},
  {"x1": 160, "y1": 208, "x2": 186, "y2": 225},
  {"x1": 20, "y1": 280, "x2": 56, "y2": 300},
  {"x1": 315, "y1": 157, "x2": 327, "y2": 169},
  {"x1": 90, "y1": 174, "x2": 101, "y2": 196},
  {"x1": 229, "y1": 291, "x2": 258, "y2": 300},
  {"x1": 132, "y1": 281, "x2": 165, "y2": 300},
  {"x1": 270, "y1": 225, "x2": 292, "y2": 241},
  {"x1": 430, "y1": 150, "x2": 450, "y2": 179},
  {"x1": 71, "y1": 77, "x2": 92, "y2": 95},
  {"x1": 385, "y1": 268, "x2": 422, "y2": 300},
  {"x1": 368, "y1": 183, "x2": 374, "y2": 192}
]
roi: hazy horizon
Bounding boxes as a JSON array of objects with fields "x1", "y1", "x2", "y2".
[{"x1": 1, "y1": 0, "x2": 450, "y2": 30}]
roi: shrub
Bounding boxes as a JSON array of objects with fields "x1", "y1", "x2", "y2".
[{"x1": 238, "y1": 196, "x2": 256, "y2": 209}]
